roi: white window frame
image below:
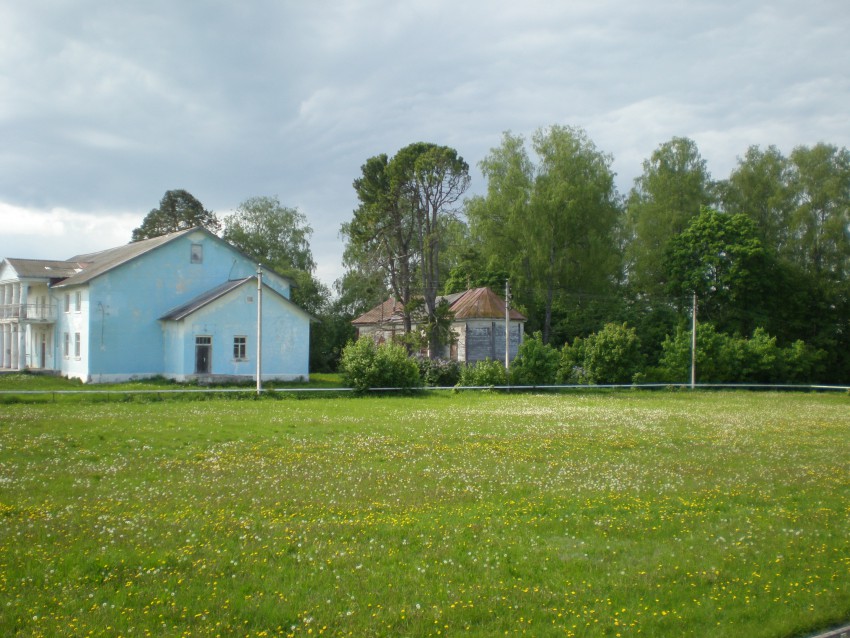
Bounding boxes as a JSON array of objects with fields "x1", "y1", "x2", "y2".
[
  {"x1": 74, "y1": 332, "x2": 81, "y2": 359},
  {"x1": 233, "y1": 335, "x2": 247, "y2": 361},
  {"x1": 64, "y1": 294, "x2": 70, "y2": 313},
  {"x1": 63, "y1": 332, "x2": 70, "y2": 358},
  {"x1": 190, "y1": 243, "x2": 203, "y2": 264},
  {"x1": 74, "y1": 291, "x2": 82, "y2": 313}
]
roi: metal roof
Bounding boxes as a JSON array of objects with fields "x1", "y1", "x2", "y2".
[
  {"x1": 352, "y1": 287, "x2": 526, "y2": 326},
  {"x1": 54, "y1": 227, "x2": 199, "y2": 288},
  {"x1": 351, "y1": 297, "x2": 406, "y2": 325},
  {"x1": 159, "y1": 276, "x2": 317, "y2": 322},
  {"x1": 2, "y1": 258, "x2": 85, "y2": 280},
  {"x1": 159, "y1": 278, "x2": 253, "y2": 321},
  {"x1": 449, "y1": 287, "x2": 526, "y2": 321}
]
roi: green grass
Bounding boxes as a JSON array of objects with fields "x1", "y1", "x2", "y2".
[
  {"x1": 0, "y1": 372, "x2": 345, "y2": 402},
  {"x1": 1, "y1": 391, "x2": 848, "y2": 637}
]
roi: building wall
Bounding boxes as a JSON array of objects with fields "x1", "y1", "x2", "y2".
[
  {"x1": 82, "y1": 230, "x2": 289, "y2": 381},
  {"x1": 56, "y1": 285, "x2": 89, "y2": 379},
  {"x1": 462, "y1": 319, "x2": 523, "y2": 363},
  {"x1": 160, "y1": 282, "x2": 310, "y2": 382},
  {"x1": 358, "y1": 319, "x2": 524, "y2": 363}
]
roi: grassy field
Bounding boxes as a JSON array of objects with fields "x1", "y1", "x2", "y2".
[
  {"x1": 1, "y1": 391, "x2": 848, "y2": 637},
  {"x1": 0, "y1": 372, "x2": 345, "y2": 395}
]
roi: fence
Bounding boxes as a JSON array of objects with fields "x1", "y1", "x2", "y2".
[{"x1": 0, "y1": 382, "x2": 848, "y2": 403}]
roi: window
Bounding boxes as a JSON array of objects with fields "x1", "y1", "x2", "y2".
[
  {"x1": 190, "y1": 243, "x2": 203, "y2": 264},
  {"x1": 63, "y1": 332, "x2": 70, "y2": 357},
  {"x1": 64, "y1": 294, "x2": 70, "y2": 313},
  {"x1": 74, "y1": 291, "x2": 82, "y2": 312},
  {"x1": 233, "y1": 336, "x2": 247, "y2": 360},
  {"x1": 74, "y1": 333, "x2": 81, "y2": 358}
]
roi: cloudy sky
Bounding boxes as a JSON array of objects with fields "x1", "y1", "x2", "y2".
[{"x1": 2, "y1": 0, "x2": 848, "y2": 287}]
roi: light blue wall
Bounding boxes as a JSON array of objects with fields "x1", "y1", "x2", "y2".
[
  {"x1": 84, "y1": 229, "x2": 298, "y2": 380},
  {"x1": 161, "y1": 280, "x2": 310, "y2": 380}
]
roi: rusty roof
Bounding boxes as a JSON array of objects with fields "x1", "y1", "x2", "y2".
[
  {"x1": 352, "y1": 287, "x2": 525, "y2": 325},
  {"x1": 351, "y1": 297, "x2": 407, "y2": 325},
  {"x1": 449, "y1": 287, "x2": 526, "y2": 321}
]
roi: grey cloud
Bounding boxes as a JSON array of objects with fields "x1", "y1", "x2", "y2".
[{"x1": 1, "y1": 0, "x2": 849, "y2": 286}]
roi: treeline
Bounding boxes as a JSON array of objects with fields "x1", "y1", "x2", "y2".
[
  {"x1": 131, "y1": 128, "x2": 849, "y2": 383},
  {"x1": 339, "y1": 129, "x2": 850, "y2": 384}
]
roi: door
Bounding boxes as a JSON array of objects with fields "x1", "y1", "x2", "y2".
[
  {"x1": 195, "y1": 336, "x2": 212, "y2": 374},
  {"x1": 40, "y1": 333, "x2": 46, "y2": 369}
]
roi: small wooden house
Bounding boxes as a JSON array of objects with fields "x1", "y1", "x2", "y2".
[{"x1": 352, "y1": 287, "x2": 525, "y2": 363}]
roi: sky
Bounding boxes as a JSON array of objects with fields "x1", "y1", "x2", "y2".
[{"x1": 2, "y1": 0, "x2": 848, "y2": 288}]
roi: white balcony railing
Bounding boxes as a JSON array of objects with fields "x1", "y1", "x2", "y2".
[{"x1": 0, "y1": 304, "x2": 57, "y2": 322}]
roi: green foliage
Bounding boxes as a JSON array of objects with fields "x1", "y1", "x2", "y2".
[
  {"x1": 664, "y1": 207, "x2": 767, "y2": 334},
  {"x1": 442, "y1": 248, "x2": 508, "y2": 294},
  {"x1": 626, "y1": 137, "x2": 715, "y2": 297},
  {"x1": 342, "y1": 143, "x2": 471, "y2": 344},
  {"x1": 558, "y1": 322, "x2": 643, "y2": 385},
  {"x1": 787, "y1": 143, "x2": 850, "y2": 281},
  {"x1": 339, "y1": 338, "x2": 421, "y2": 392},
  {"x1": 457, "y1": 358, "x2": 507, "y2": 387},
  {"x1": 131, "y1": 189, "x2": 220, "y2": 241},
  {"x1": 421, "y1": 298, "x2": 457, "y2": 356},
  {"x1": 416, "y1": 357, "x2": 461, "y2": 387},
  {"x1": 656, "y1": 324, "x2": 826, "y2": 384},
  {"x1": 468, "y1": 126, "x2": 621, "y2": 343},
  {"x1": 557, "y1": 335, "x2": 586, "y2": 384},
  {"x1": 310, "y1": 306, "x2": 355, "y2": 374},
  {"x1": 222, "y1": 196, "x2": 316, "y2": 274},
  {"x1": 718, "y1": 144, "x2": 795, "y2": 253},
  {"x1": 509, "y1": 331, "x2": 559, "y2": 385}
]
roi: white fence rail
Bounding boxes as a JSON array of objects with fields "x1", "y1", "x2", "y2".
[{"x1": 0, "y1": 382, "x2": 848, "y2": 401}]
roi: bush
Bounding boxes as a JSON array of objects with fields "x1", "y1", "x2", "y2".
[
  {"x1": 339, "y1": 338, "x2": 422, "y2": 393},
  {"x1": 582, "y1": 322, "x2": 644, "y2": 384},
  {"x1": 557, "y1": 336, "x2": 587, "y2": 384},
  {"x1": 457, "y1": 358, "x2": 507, "y2": 387},
  {"x1": 417, "y1": 357, "x2": 461, "y2": 387},
  {"x1": 558, "y1": 323, "x2": 643, "y2": 385},
  {"x1": 656, "y1": 324, "x2": 827, "y2": 384},
  {"x1": 509, "y1": 332, "x2": 558, "y2": 385}
]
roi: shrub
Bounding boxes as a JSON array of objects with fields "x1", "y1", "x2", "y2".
[
  {"x1": 339, "y1": 338, "x2": 422, "y2": 393},
  {"x1": 557, "y1": 336, "x2": 587, "y2": 384},
  {"x1": 457, "y1": 358, "x2": 507, "y2": 387},
  {"x1": 509, "y1": 331, "x2": 558, "y2": 385},
  {"x1": 656, "y1": 324, "x2": 827, "y2": 384},
  {"x1": 582, "y1": 322, "x2": 644, "y2": 384},
  {"x1": 780, "y1": 339, "x2": 826, "y2": 383},
  {"x1": 417, "y1": 357, "x2": 461, "y2": 387},
  {"x1": 558, "y1": 323, "x2": 643, "y2": 385}
]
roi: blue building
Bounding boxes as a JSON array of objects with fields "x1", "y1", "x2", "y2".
[{"x1": 0, "y1": 227, "x2": 311, "y2": 383}]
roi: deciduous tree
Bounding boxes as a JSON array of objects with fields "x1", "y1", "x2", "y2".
[
  {"x1": 468, "y1": 126, "x2": 621, "y2": 343},
  {"x1": 625, "y1": 137, "x2": 714, "y2": 297},
  {"x1": 664, "y1": 207, "x2": 766, "y2": 334}
]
